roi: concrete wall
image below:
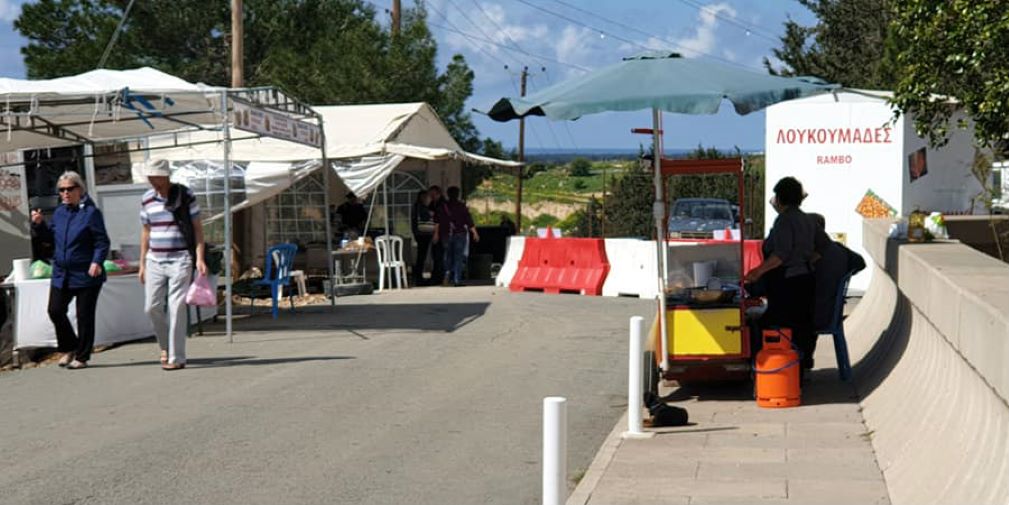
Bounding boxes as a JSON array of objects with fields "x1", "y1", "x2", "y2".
[{"x1": 845, "y1": 218, "x2": 1009, "y2": 504}]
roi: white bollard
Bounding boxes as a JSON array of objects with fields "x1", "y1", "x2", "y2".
[
  {"x1": 623, "y1": 317, "x2": 654, "y2": 439},
  {"x1": 627, "y1": 316, "x2": 645, "y2": 436},
  {"x1": 542, "y1": 396, "x2": 567, "y2": 505}
]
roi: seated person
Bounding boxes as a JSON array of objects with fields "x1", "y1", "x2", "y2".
[
  {"x1": 336, "y1": 192, "x2": 367, "y2": 234},
  {"x1": 808, "y1": 213, "x2": 866, "y2": 330}
]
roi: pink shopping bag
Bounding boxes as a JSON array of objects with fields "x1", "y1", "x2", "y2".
[{"x1": 185, "y1": 274, "x2": 217, "y2": 307}]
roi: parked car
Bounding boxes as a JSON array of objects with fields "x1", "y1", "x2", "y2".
[{"x1": 667, "y1": 198, "x2": 735, "y2": 236}]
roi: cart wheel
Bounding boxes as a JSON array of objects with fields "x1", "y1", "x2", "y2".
[{"x1": 642, "y1": 350, "x2": 659, "y2": 403}]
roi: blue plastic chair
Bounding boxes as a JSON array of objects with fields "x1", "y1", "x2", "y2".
[
  {"x1": 816, "y1": 272, "x2": 854, "y2": 381},
  {"x1": 255, "y1": 243, "x2": 298, "y2": 319}
]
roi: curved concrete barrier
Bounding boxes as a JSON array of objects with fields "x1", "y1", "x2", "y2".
[
  {"x1": 845, "y1": 219, "x2": 1009, "y2": 505},
  {"x1": 495, "y1": 236, "x2": 525, "y2": 288}
]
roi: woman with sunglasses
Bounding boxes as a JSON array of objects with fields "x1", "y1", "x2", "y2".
[{"x1": 30, "y1": 171, "x2": 110, "y2": 370}]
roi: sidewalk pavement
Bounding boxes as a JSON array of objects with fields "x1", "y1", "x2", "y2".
[{"x1": 567, "y1": 343, "x2": 891, "y2": 505}]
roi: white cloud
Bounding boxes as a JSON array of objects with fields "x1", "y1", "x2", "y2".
[
  {"x1": 0, "y1": 0, "x2": 25, "y2": 22},
  {"x1": 674, "y1": 2, "x2": 737, "y2": 58}
]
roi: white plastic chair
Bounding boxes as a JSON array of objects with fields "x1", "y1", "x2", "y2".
[{"x1": 375, "y1": 235, "x2": 408, "y2": 291}]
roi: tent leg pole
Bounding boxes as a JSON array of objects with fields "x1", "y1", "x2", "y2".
[
  {"x1": 222, "y1": 91, "x2": 234, "y2": 344},
  {"x1": 652, "y1": 108, "x2": 669, "y2": 372},
  {"x1": 320, "y1": 119, "x2": 335, "y2": 307}
]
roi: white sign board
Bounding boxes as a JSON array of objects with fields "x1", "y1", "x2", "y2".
[
  {"x1": 232, "y1": 100, "x2": 322, "y2": 149},
  {"x1": 0, "y1": 151, "x2": 30, "y2": 276},
  {"x1": 765, "y1": 91, "x2": 979, "y2": 293}
]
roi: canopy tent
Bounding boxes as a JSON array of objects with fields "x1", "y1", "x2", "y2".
[
  {"x1": 1, "y1": 66, "x2": 329, "y2": 342},
  {"x1": 0, "y1": 67, "x2": 224, "y2": 149},
  {"x1": 135, "y1": 102, "x2": 521, "y2": 203},
  {"x1": 488, "y1": 52, "x2": 838, "y2": 371}
]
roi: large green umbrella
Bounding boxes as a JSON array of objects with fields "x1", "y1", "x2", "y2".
[
  {"x1": 488, "y1": 52, "x2": 837, "y2": 371},
  {"x1": 488, "y1": 52, "x2": 836, "y2": 121}
]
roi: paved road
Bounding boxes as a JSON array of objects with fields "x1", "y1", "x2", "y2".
[{"x1": 0, "y1": 287, "x2": 652, "y2": 505}]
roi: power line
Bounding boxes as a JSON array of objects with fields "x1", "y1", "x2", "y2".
[
  {"x1": 511, "y1": 0, "x2": 667, "y2": 53},
  {"x1": 427, "y1": 20, "x2": 589, "y2": 71},
  {"x1": 425, "y1": 1, "x2": 512, "y2": 67},
  {"x1": 469, "y1": 0, "x2": 551, "y2": 70},
  {"x1": 516, "y1": 0, "x2": 765, "y2": 72},
  {"x1": 443, "y1": 0, "x2": 521, "y2": 67},
  {"x1": 675, "y1": 0, "x2": 781, "y2": 42}
]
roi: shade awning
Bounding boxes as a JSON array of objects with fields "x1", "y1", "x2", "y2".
[
  {"x1": 0, "y1": 67, "x2": 225, "y2": 150},
  {"x1": 487, "y1": 52, "x2": 839, "y2": 122}
]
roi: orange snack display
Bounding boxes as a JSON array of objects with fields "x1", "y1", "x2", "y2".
[{"x1": 855, "y1": 189, "x2": 897, "y2": 219}]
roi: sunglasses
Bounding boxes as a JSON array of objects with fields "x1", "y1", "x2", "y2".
[{"x1": 58, "y1": 185, "x2": 79, "y2": 193}]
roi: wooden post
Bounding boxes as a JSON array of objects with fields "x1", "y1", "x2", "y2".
[
  {"x1": 231, "y1": 0, "x2": 244, "y2": 87},
  {"x1": 391, "y1": 0, "x2": 401, "y2": 36},
  {"x1": 515, "y1": 66, "x2": 528, "y2": 233}
]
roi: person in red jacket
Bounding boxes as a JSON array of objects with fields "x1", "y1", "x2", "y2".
[{"x1": 30, "y1": 171, "x2": 110, "y2": 370}]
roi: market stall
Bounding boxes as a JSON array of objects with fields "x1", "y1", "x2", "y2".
[
  {"x1": 0, "y1": 68, "x2": 328, "y2": 357},
  {"x1": 489, "y1": 52, "x2": 836, "y2": 376},
  {"x1": 129, "y1": 102, "x2": 521, "y2": 283}
]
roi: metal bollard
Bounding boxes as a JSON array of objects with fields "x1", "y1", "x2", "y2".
[{"x1": 542, "y1": 396, "x2": 567, "y2": 505}]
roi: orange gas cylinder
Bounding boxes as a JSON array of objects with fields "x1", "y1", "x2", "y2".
[{"x1": 754, "y1": 328, "x2": 801, "y2": 408}]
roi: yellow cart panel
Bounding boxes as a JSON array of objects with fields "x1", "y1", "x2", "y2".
[{"x1": 649, "y1": 307, "x2": 742, "y2": 356}]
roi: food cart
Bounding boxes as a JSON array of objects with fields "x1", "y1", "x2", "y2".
[{"x1": 644, "y1": 158, "x2": 762, "y2": 392}]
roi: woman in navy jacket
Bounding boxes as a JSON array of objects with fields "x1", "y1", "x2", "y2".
[{"x1": 30, "y1": 171, "x2": 110, "y2": 369}]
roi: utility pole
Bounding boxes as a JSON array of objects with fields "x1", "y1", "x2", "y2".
[
  {"x1": 231, "y1": 0, "x2": 244, "y2": 87},
  {"x1": 515, "y1": 66, "x2": 528, "y2": 233},
  {"x1": 391, "y1": 0, "x2": 401, "y2": 36}
]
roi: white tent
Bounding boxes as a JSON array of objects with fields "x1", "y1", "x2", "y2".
[{"x1": 136, "y1": 102, "x2": 521, "y2": 205}]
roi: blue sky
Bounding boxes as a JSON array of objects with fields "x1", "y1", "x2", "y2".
[{"x1": 0, "y1": 0, "x2": 818, "y2": 151}]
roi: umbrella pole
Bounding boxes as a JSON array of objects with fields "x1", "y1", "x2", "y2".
[{"x1": 651, "y1": 108, "x2": 669, "y2": 372}]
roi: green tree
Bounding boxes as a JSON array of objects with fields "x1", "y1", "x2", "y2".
[
  {"x1": 559, "y1": 197, "x2": 603, "y2": 237},
  {"x1": 888, "y1": 0, "x2": 1009, "y2": 157},
  {"x1": 14, "y1": 1, "x2": 491, "y2": 151},
  {"x1": 765, "y1": 0, "x2": 898, "y2": 89},
  {"x1": 568, "y1": 157, "x2": 592, "y2": 177},
  {"x1": 604, "y1": 159, "x2": 654, "y2": 238}
]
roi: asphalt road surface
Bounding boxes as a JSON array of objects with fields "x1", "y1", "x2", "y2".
[{"x1": 1, "y1": 287, "x2": 652, "y2": 505}]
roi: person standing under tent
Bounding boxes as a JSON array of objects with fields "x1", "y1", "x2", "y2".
[
  {"x1": 139, "y1": 160, "x2": 207, "y2": 371},
  {"x1": 411, "y1": 191, "x2": 435, "y2": 286},
  {"x1": 428, "y1": 185, "x2": 446, "y2": 283},
  {"x1": 31, "y1": 171, "x2": 110, "y2": 370},
  {"x1": 337, "y1": 192, "x2": 368, "y2": 236},
  {"x1": 744, "y1": 176, "x2": 825, "y2": 372},
  {"x1": 433, "y1": 186, "x2": 479, "y2": 287}
]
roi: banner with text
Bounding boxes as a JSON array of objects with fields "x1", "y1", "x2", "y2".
[{"x1": 232, "y1": 100, "x2": 322, "y2": 149}]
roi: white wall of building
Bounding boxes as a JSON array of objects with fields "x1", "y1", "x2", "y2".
[{"x1": 765, "y1": 91, "x2": 977, "y2": 293}]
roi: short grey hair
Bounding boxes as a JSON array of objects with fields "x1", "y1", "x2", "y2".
[{"x1": 57, "y1": 171, "x2": 86, "y2": 191}]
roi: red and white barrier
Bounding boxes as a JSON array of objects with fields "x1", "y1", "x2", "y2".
[{"x1": 495, "y1": 236, "x2": 525, "y2": 288}]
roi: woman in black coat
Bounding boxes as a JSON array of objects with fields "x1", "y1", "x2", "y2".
[{"x1": 30, "y1": 171, "x2": 110, "y2": 370}]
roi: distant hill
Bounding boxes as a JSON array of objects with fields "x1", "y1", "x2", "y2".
[{"x1": 523, "y1": 147, "x2": 763, "y2": 163}]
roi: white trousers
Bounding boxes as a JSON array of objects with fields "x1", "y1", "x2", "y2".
[{"x1": 144, "y1": 256, "x2": 192, "y2": 365}]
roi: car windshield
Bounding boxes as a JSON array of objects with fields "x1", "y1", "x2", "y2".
[{"x1": 672, "y1": 201, "x2": 732, "y2": 220}]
